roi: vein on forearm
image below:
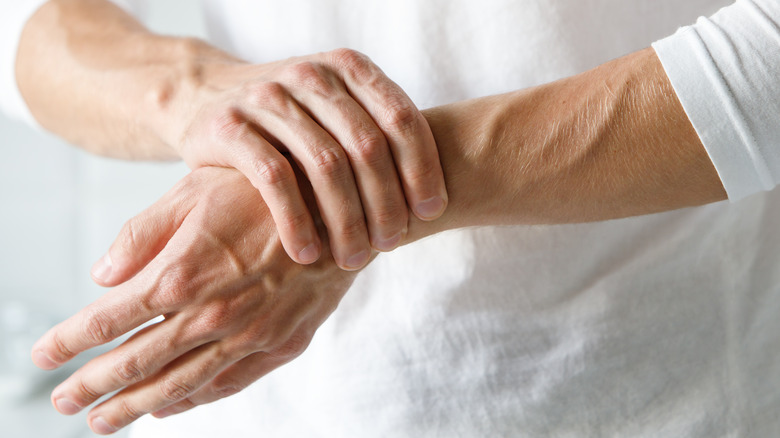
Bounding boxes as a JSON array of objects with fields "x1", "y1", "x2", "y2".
[{"x1": 406, "y1": 47, "x2": 726, "y2": 244}]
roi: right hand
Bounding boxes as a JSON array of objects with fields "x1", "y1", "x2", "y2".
[
  {"x1": 35, "y1": 167, "x2": 360, "y2": 434},
  {"x1": 166, "y1": 48, "x2": 447, "y2": 270}
]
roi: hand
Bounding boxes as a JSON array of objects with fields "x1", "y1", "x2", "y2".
[
  {"x1": 167, "y1": 48, "x2": 447, "y2": 270},
  {"x1": 31, "y1": 167, "x2": 359, "y2": 435},
  {"x1": 19, "y1": 1, "x2": 446, "y2": 271}
]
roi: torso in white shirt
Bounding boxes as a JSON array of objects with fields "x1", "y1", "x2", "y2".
[{"x1": 126, "y1": 1, "x2": 780, "y2": 436}]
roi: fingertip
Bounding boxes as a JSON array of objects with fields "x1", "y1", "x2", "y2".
[
  {"x1": 296, "y1": 242, "x2": 321, "y2": 265},
  {"x1": 413, "y1": 195, "x2": 447, "y2": 221},
  {"x1": 151, "y1": 409, "x2": 174, "y2": 419},
  {"x1": 90, "y1": 416, "x2": 118, "y2": 435},
  {"x1": 32, "y1": 349, "x2": 59, "y2": 370},
  {"x1": 341, "y1": 249, "x2": 370, "y2": 271},
  {"x1": 53, "y1": 397, "x2": 82, "y2": 416},
  {"x1": 280, "y1": 224, "x2": 322, "y2": 265},
  {"x1": 373, "y1": 231, "x2": 403, "y2": 252},
  {"x1": 151, "y1": 404, "x2": 188, "y2": 419},
  {"x1": 90, "y1": 253, "x2": 114, "y2": 286}
]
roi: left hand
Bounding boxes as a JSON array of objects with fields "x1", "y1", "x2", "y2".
[
  {"x1": 169, "y1": 48, "x2": 448, "y2": 269},
  {"x1": 30, "y1": 167, "x2": 358, "y2": 435}
]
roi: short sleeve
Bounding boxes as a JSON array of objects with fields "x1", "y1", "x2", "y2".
[
  {"x1": 0, "y1": 1, "x2": 48, "y2": 126},
  {"x1": 653, "y1": 0, "x2": 780, "y2": 201},
  {"x1": 0, "y1": 0, "x2": 148, "y2": 128}
]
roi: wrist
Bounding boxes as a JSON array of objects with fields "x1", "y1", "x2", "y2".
[
  {"x1": 146, "y1": 36, "x2": 246, "y2": 158},
  {"x1": 404, "y1": 98, "x2": 506, "y2": 243},
  {"x1": 407, "y1": 47, "x2": 723, "y2": 247}
]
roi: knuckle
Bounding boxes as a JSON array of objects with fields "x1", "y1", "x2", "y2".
[
  {"x1": 117, "y1": 218, "x2": 141, "y2": 254},
  {"x1": 212, "y1": 377, "x2": 245, "y2": 399},
  {"x1": 287, "y1": 61, "x2": 319, "y2": 79},
  {"x1": 250, "y1": 326, "x2": 281, "y2": 351},
  {"x1": 158, "y1": 376, "x2": 194, "y2": 403},
  {"x1": 223, "y1": 338, "x2": 259, "y2": 362},
  {"x1": 74, "y1": 379, "x2": 100, "y2": 405},
  {"x1": 402, "y1": 156, "x2": 440, "y2": 188},
  {"x1": 195, "y1": 302, "x2": 234, "y2": 334},
  {"x1": 253, "y1": 158, "x2": 294, "y2": 188},
  {"x1": 82, "y1": 309, "x2": 117, "y2": 344},
  {"x1": 349, "y1": 131, "x2": 387, "y2": 166},
  {"x1": 49, "y1": 332, "x2": 73, "y2": 363},
  {"x1": 113, "y1": 356, "x2": 144, "y2": 385},
  {"x1": 279, "y1": 210, "x2": 310, "y2": 234},
  {"x1": 311, "y1": 147, "x2": 349, "y2": 180},
  {"x1": 136, "y1": 291, "x2": 156, "y2": 316},
  {"x1": 210, "y1": 107, "x2": 246, "y2": 142},
  {"x1": 339, "y1": 214, "x2": 368, "y2": 240},
  {"x1": 154, "y1": 266, "x2": 190, "y2": 307},
  {"x1": 118, "y1": 398, "x2": 143, "y2": 421},
  {"x1": 330, "y1": 48, "x2": 369, "y2": 70},
  {"x1": 272, "y1": 334, "x2": 311, "y2": 360},
  {"x1": 372, "y1": 207, "x2": 407, "y2": 229},
  {"x1": 382, "y1": 98, "x2": 418, "y2": 134},
  {"x1": 246, "y1": 81, "x2": 288, "y2": 108},
  {"x1": 329, "y1": 48, "x2": 376, "y2": 83},
  {"x1": 286, "y1": 62, "x2": 331, "y2": 93},
  {"x1": 144, "y1": 272, "x2": 183, "y2": 309}
]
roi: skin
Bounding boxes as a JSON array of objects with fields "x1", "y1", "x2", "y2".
[
  {"x1": 32, "y1": 47, "x2": 727, "y2": 435},
  {"x1": 16, "y1": 0, "x2": 448, "y2": 270},
  {"x1": 21, "y1": 1, "x2": 728, "y2": 436},
  {"x1": 35, "y1": 167, "x2": 360, "y2": 434}
]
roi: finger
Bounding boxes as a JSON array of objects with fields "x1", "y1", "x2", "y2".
[
  {"x1": 50, "y1": 314, "x2": 211, "y2": 415},
  {"x1": 209, "y1": 110, "x2": 322, "y2": 265},
  {"x1": 86, "y1": 342, "x2": 234, "y2": 435},
  {"x1": 31, "y1": 271, "x2": 168, "y2": 370},
  {"x1": 287, "y1": 67, "x2": 408, "y2": 251},
  {"x1": 328, "y1": 49, "x2": 448, "y2": 221},
  {"x1": 242, "y1": 90, "x2": 371, "y2": 270},
  {"x1": 152, "y1": 332, "x2": 313, "y2": 419},
  {"x1": 151, "y1": 351, "x2": 286, "y2": 418},
  {"x1": 91, "y1": 185, "x2": 197, "y2": 287}
]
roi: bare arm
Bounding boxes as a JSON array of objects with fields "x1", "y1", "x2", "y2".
[
  {"x1": 404, "y1": 47, "x2": 726, "y2": 242},
  {"x1": 30, "y1": 44, "x2": 729, "y2": 435},
  {"x1": 16, "y1": 0, "x2": 448, "y2": 269},
  {"x1": 16, "y1": 0, "x2": 197, "y2": 158}
]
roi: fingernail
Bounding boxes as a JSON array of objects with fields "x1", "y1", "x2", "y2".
[
  {"x1": 55, "y1": 398, "x2": 81, "y2": 415},
  {"x1": 91, "y1": 253, "x2": 113, "y2": 283},
  {"x1": 92, "y1": 417, "x2": 117, "y2": 435},
  {"x1": 345, "y1": 250, "x2": 370, "y2": 270},
  {"x1": 297, "y1": 243, "x2": 320, "y2": 264},
  {"x1": 152, "y1": 408, "x2": 175, "y2": 419},
  {"x1": 32, "y1": 350, "x2": 57, "y2": 369},
  {"x1": 415, "y1": 196, "x2": 446, "y2": 220},
  {"x1": 153, "y1": 405, "x2": 183, "y2": 419},
  {"x1": 375, "y1": 232, "x2": 402, "y2": 252}
]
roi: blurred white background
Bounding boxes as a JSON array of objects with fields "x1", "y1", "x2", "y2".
[{"x1": 1, "y1": 2, "x2": 205, "y2": 437}]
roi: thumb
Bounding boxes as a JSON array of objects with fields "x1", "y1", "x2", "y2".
[{"x1": 91, "y1": 187, "x2": 196, "y2": 287}]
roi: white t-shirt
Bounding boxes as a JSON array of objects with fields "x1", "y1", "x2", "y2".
[{"x1": 6, "y1": 0, "x2": 780, "y2": 436}]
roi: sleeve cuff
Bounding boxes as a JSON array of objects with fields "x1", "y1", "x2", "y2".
[{"x1": 652, "y1": 0, "x2": 780, "y2": 202}]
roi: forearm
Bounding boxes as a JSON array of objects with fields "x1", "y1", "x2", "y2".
[
  {"x1": 18, "y1": 0, "x2": 450, "y2": 268},
  {"x1": 16, "y1": 0, "x2": 240, "y2": 159},
  {"x1": 408, "y1": 47, "x2": 726, "y2": 241}
]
